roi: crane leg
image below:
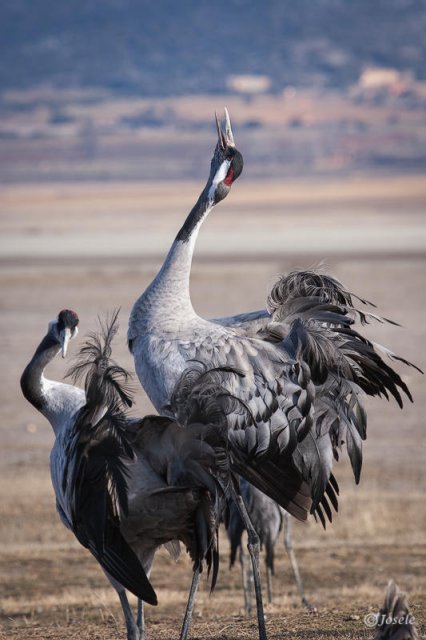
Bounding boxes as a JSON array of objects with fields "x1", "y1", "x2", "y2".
[
  {"x1": 137, "y1": 599, "x2": 145, "y2": 639},
  {"x1": 232, "y1": 488, "x2": 268, "y2": 640},
  {"x1": 283, "y1": 512, "x2": 315, "y2": 611},
  {"x1": 239, "y1": 542, "x2": 253, "y2": 616},
  {"x1": 266, "y1": 566, "x2": 273, "y2": 605},
  {"x1": 178, "y1": 565, "x2": 201, "y2": 640},
  {"x1": 118, "y1": 589, "x2": 141, "y2": 640}
]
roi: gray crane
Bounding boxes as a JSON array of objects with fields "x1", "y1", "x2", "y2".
[
  {"x1": 128, "y1": 109, "x2": 419, "y2": 640},
  {"x1": 375, "y1": 581, "x2": 418, "y2": 640},
  {"x1": 226, "y1": 478, "x2": 313, "y2": 615},
  {"x1": 21, "y1": 309, "x2": 234, "y2": 640}
]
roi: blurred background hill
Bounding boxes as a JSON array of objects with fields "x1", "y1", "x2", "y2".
[
  {"x1": 1, "y1": 0, "x2": 426, "y2": 95},
  {"x1": 1, "y1": 0, "x2": 425, "y2": 182}
]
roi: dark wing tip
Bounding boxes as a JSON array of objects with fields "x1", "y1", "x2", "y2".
[{"x1": 90, "y1": 531, "x2": 158, "y2": 605}]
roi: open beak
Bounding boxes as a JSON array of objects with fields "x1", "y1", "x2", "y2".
[
  {"x1": 60, "y1": 327, "x2": 72, "y2": 358},
  {"x1": 215, "y1": 107, "x2": 235, "y2": 150}
]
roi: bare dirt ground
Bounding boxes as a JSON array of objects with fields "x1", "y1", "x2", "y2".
[{"x1": 0, "y1": 178, "x2": 425, "y2": 639}]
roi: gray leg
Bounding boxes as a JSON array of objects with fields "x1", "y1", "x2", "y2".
[
  {"x1": 118, "y1": 589, "x2": 141, "y2": 640},
  {"x1": 283, "y1": 512, "x2": 315, "y2": 611},
  {"x1": 232, "y1": 487, "x2": 268, "y2": 640},
  {"x1": 137, "y1": 599, "x2": 145, "y2": 639},
  {"x1": 239, "y1": 542, "x2": 253, "y2": 616},
  {"x1": 179, "y1": 566, "x2": 201, "y2": 640},
  {"x1": 266, "y1": 566, "x2": 273, "y2": 605}
]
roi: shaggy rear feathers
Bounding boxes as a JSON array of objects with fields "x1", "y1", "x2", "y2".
[
  {"x1": 63, "y1": 311, "x2": 157, "y2": 605},
  {"x1": 67, "y1": 308, "x2": 134, "y2": 414},
  {"x1": 262, "y1": 269, "x2": 420, "y2": 517},
  {"x1": 170, "y1": 362, "x2": 252, "y2": 431},
  {"x1": 267, "y1": 270, "x2": 356, "y2": 313},
  {"x1": 375, "y1": 581, "x2": 418, "y2": 640}
]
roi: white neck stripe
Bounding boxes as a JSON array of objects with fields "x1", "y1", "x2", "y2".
[{"x1": 208, "y1": 159, "x2": 231, "y2": 204}]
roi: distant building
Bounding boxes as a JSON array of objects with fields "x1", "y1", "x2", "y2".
[
  {"x1": 226, "y1": 74, "x2": 271, "y2": 96},
  {"x1": 358, "y1": 67, "x2": 406, "y2": 90},
  {"x1": 353, "y1": 67, "x2": 426, "y2": 107}
]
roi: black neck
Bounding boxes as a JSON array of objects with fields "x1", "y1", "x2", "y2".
[
  {"x1": 176, "y1": 187, "x2": 210, "y2": 243},
  {"x1": 20, "y1": 334, "x2": 60, "y2": 411}
]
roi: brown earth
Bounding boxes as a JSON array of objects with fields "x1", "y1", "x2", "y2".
[{"x1": 0, "y1": 178, "x2": 425, "y2": 639}]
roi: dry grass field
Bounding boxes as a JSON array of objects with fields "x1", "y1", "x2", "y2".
[{"x1": 0, "y1": 176, "x2": 425, "y2": 639}]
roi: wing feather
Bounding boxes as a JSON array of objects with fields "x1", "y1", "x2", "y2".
[{"x1": 62, "y1": 312, "x2": 157, "y2": 604}]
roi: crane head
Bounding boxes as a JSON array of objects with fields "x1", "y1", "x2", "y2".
[
  {"x1": 49, "y1": 309, "x2": 79, "y2": 358},
  {"x1": 207, "y1": 108, "x2": 243, "y2": 206}
]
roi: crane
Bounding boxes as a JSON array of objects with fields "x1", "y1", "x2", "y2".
[
  {"x1": 128, "y1": 110, "x2": 419, "y2": 639},
  {"x1": 375, "y1": 581, "x2": 418, "y2": 640},
  {"x1": 226, "y1": 478, "x2": 313, "y2": 614},
  {"x1": 21, "y1": 309, "x2": 236, "y2": 640}
]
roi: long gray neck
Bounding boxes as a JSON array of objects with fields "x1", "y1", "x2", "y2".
[
  {"x1": 142, "y1": 188, "x2": 213, "y2": 322},
  {"x1": 21, "y1": 333, "x2": 85, "y2": 435},
  {"x1": 20, "y1": 334, "x2": 60, "y2": 413}
]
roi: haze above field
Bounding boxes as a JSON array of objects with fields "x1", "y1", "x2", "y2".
[
  {"x1": 1, "y1": 0, "x2": 426, "y2": 95},
  {"x1": 1, "y1": 0, "x2": 426, "y2": 183}
]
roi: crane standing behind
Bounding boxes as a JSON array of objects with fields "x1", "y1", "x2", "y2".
[{"x1": 226, "y1": 478, "x2": 314, "y2": 615}]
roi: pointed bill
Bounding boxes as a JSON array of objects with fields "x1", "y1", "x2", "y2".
[
  {"x1": 215, "y1": 111, "x2": 226, "y2": 150},
  {"x1": 224, "y1": 107, "x2": 235, "y2": 147},
  {"x1": 61, "y1": 327, "x2": 72, "y2": 358},
  {"x1": 215, "y1": 108, "x2": 236, "y2": 149}
]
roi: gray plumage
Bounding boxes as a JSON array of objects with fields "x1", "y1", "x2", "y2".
[
  {"x1": 21, "y1": 310, "x2": 232, "y2": 640},
  {"x1": 128, "y1": 116, "x2": 417, "y2": 523},
  {"x1": 227, "y1": 478, "x2": 282, "y2": 574},
  {"x1": 226, "y1": 479, "x2": 313, "y2": 612},
  {"x1": 375, "y1": 581, "x2": 418, "y2": 640},
  {"x1": 128, "y1": 111, "x2": 419, "y2": 640},
  {"x1": 20, "y1": 309, "x2": 85, "y2": 434}
]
